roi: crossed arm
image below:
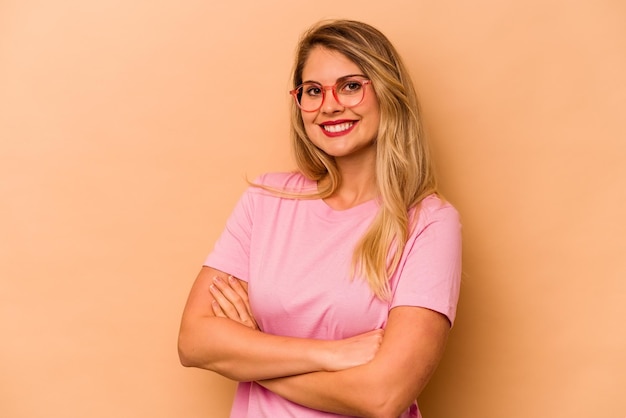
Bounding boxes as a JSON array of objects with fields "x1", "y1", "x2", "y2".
[
  {"x1": 178, "y1": 266, "x2": 384, "y2": 382},
  {"x1": 178, "y1": 266, "x2": 450, "y2": 418}
]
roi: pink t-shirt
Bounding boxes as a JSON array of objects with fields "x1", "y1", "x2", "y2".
[{"x1": 204, "y1": 172, "x2": 462, "y2": 418}]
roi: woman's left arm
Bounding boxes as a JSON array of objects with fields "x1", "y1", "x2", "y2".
[{"x1": 257, "y1": 305, "x2": 450, "y2": 418}]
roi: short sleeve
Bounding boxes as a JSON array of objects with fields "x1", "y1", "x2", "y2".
[
  {"x1": 203, "y1": 187, "x2": 255, "y2": 282},
  {"x1": 390, "y1": 200, "x2": 462, "y2": 326}
]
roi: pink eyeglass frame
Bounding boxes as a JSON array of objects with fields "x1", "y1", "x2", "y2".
[{"x1": 289, "y1": 78, "x2": 372, "y2": 112}]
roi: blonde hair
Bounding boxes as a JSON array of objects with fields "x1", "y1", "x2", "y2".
[{"x1": 280, "y1": 19, "x2": 437, "y2": 299}]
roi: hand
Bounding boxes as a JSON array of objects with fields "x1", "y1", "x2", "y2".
[
  {"x1": 209, "y1": 275, "x2": 260, "y2": 331},
  {"x1": 323, "y1": 329, "x2": 384, "y2": 371}
]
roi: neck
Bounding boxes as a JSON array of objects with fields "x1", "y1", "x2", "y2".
[{"x1": 321, "y1": 154, "x2": 377, "y2": 211}]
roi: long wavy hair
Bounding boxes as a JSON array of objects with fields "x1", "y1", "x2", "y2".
[{"x1": 282, "y1": 19, "x2": 437, "y2": 299}]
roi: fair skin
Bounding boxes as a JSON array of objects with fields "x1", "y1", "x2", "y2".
[
  {"x1": 178, "y1": 47, "x2": 451, "y2": 417},
  {"x1": 303, "y1": 46, "x2": 380, "y2": 209}
]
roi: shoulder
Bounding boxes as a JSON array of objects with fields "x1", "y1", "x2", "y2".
[
  {"x1": 415, "y1": 194, "x2": 460, "y2": 224},
  {"x1": 409, "y1": 194, "x2": 461, "y2": 240}
]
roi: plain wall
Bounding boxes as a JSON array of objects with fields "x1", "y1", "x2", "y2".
[{"x1": 1, "y1": 1, "x2": 624, "y2": 417}]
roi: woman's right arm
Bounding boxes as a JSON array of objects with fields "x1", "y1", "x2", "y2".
[{"x1": 177, "y1": 266, "x2": 383, "y2": 382}]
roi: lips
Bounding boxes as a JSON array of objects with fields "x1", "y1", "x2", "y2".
[{"x1": 319, "y1": 120, "x2": 357, "y2": 137}]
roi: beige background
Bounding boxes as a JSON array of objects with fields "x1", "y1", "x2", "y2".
[{"x1": 1, "y1": 1, "x2": 625, "y2": 417}]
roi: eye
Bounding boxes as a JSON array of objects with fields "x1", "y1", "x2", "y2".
[
  {"x1": 339, "y1": 80, "x2": 364, "y2": 94},
  {"x1": 303, "y1": 83, "x2": 323, "y2": 97}
]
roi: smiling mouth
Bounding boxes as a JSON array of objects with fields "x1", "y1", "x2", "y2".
[{"x1": 321, "y1": 122, "x2": 355, "y2": 133}]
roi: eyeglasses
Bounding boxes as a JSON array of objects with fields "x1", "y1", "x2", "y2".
[{"x1": 290, "y1": 77, "x2": 372, "y2": 112}]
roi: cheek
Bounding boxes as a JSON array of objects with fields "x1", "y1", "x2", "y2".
[
  {"x1": 301, "y1": 112, "x2": 316, "y2": 126},
  {"x1": 301, "y1": 115, "x2": 318, "y2": 136},
  {"x1": 368, "y1": 105, "x2": 381, "y2": 131}
]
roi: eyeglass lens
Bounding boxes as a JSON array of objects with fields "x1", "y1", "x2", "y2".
[{"x1": 295, "y1": 79, "x2": 367, "y2": 112}]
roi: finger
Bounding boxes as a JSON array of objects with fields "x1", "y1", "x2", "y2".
[
  {"x1": 227, "y1": 276, "x2": 250, "y2": 303},
  {"x1": 210, "y1": 285, "x2": 256, "y2": 329},
  {"x1": 227, "y1": 276, "x2": 256, "y2": 321},
  {"x1": 211, "y1": 299, "x2": 226, "y2": 317},
  {"x1": 212, "y1": 277, "x2": 254, "y2": 324},
  {"x1": 211, "y1": 278, "x2": 258, "y2": 330},
  {"x1": 209, "y1": 281, "x2": 240, "y2": 320}
]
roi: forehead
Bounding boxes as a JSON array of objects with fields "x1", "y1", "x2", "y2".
[{"x1": 301, "y1": 46, "x2": 362, "y2": 83}]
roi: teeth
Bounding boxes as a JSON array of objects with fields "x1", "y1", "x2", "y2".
[{"x1": 323, "y1": 122, "x2": 353, "y2": 133}]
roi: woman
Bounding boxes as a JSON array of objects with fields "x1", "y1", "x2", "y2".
[{"x1": 178, "y1": 19, "x2": 462, "y2": 418}]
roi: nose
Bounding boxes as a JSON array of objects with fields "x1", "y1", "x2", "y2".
[{"x1": 320, "y1": 86, "x2": 344, "y2": 113}]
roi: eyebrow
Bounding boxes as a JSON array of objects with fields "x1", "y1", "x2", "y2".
[{"x1": 301, "y1": 74, "x2": 368, "y2": 84}]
